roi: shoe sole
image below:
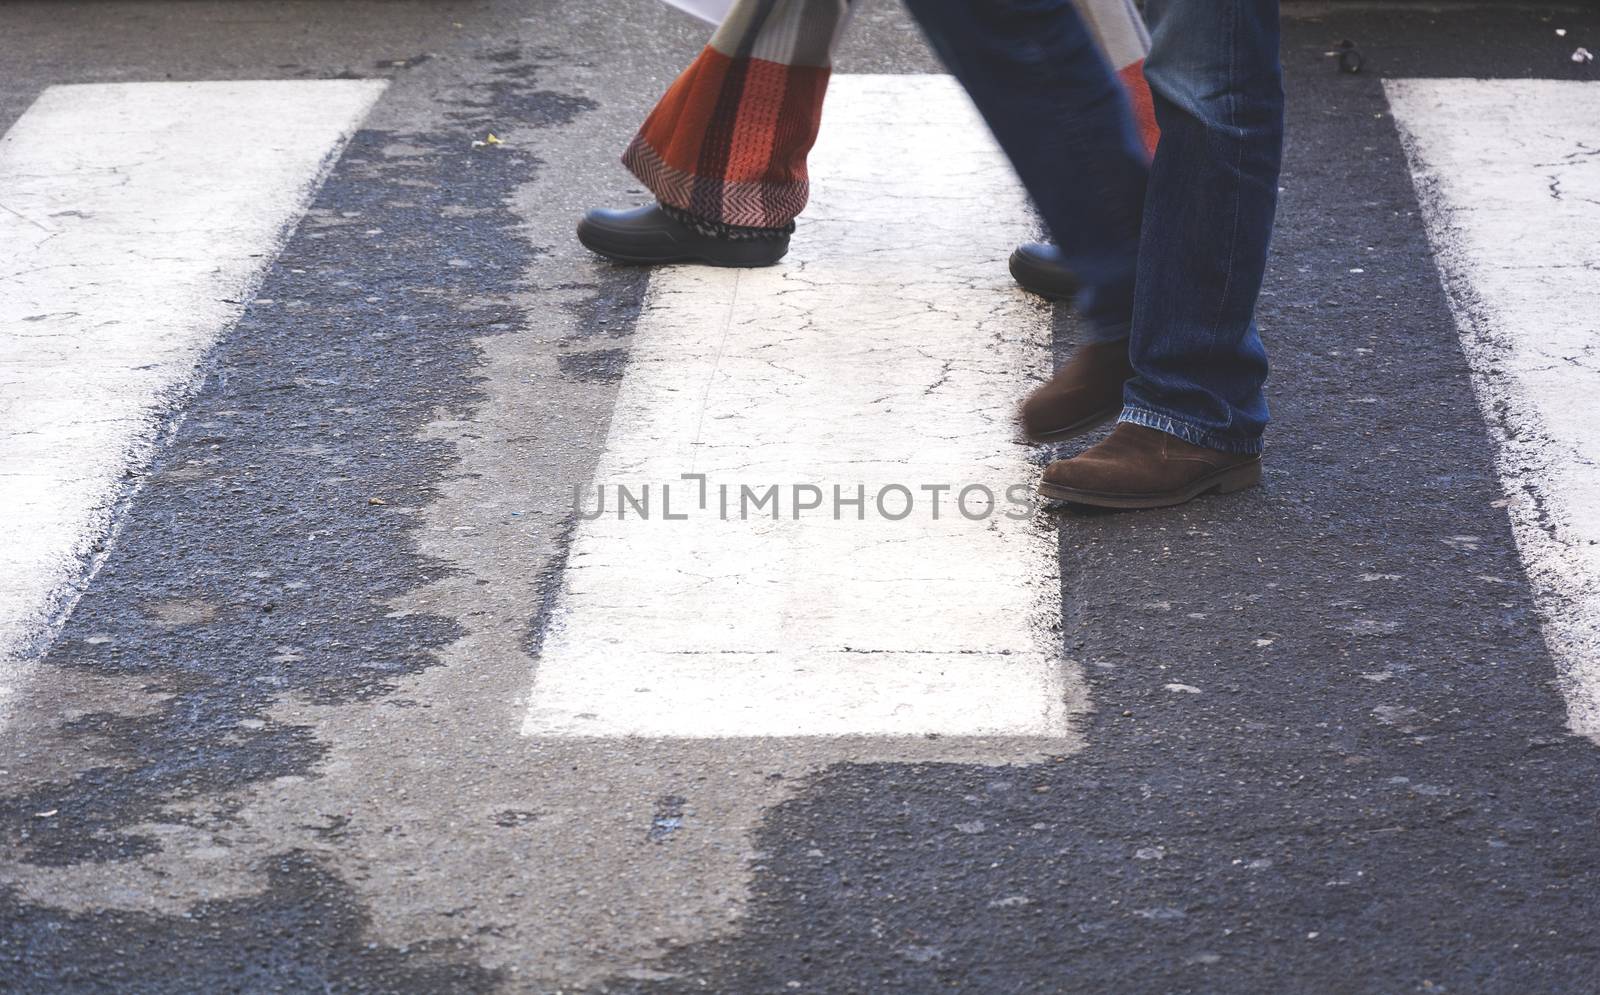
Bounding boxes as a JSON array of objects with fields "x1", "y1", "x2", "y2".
[
  {"x1": 1037, "y1": 458, "x2": 1262, "y2": 509},
  {"x1": 1022, "y1": 404, "x2": 1119, "y2": 444},
  {"x1": 1008, "y1": 248, "x2": 1080, "y2": 301},
  {"x1": 577, "y1": 220, "x2": 788, "y2": 268}
]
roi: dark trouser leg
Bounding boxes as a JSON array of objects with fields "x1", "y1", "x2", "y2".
[
  {"x1": 903, "y1": 0, "x2": 1283, "y2": 452},
  {"x1": 1119, "y1": 0, "x2": 1284, "y2": 455},
  {"x1": 901, "y1": 0, "x2": 1150, "y2": 344}
]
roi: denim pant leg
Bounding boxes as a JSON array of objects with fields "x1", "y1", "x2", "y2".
[
  {"x1": 901, "y1": 0, "x2": 1149, "y2": 342},
  {"x1": 1118, "y1": 0, "x2": 1285, "y2": 455}
]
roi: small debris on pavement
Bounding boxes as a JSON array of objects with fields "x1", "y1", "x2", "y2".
[
  {"x1": 1337, "y1": 40, "x2": 1364, "y2": 74},
  {"x1": 1574, "y1": 47, "x2": 1594, "y2": 63},
  {"x1": 989, "y1": 895, "x2": 1033, "y2": 907},
  {"x1": 471, "y1": 133, "x2": 504, "y2": 149},
  {"x1": 897, "y1": 945, "x2": 943, "y2": 964},
  {"x1": 367, "y1": 496, "x2": 387, "y2": 505},
  {"x1": 647, "y1": 795, "x2": 686, "y2": 842}
]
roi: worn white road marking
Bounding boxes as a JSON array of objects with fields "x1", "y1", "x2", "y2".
[
  {"x1": 525, "y1": 75, "x2": 1076, "y2": 738},
  {"x1": 0, "y1": 71, "x2": 1083, "y2": 990},
  {"x1": 0, "y1": 80, "x2": 386, "y2": 711},
  {"x1": 1386, "y1": 79, "x2": 1600, "y2": 741}
]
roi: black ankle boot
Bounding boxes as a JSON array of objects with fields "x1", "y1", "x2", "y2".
[
  {"x1": 1008, "y1": 242, "x2": 1080, "y2": 300},
  {"x1": 576, "y1": 203, "x2": 790, "y2": 268}
]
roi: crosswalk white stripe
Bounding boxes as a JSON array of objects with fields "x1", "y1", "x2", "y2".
[
  {"x1": 1386, "y1": 78, "x2": 1600, "y2": 741},
  {"x1": 523, "y1": 75, "x2": 1082, "y2": 738},
  {"x1": 0, "y1": 80, "x2": 386, "y2": 714}
]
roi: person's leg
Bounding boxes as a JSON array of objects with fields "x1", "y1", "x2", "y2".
[
  {"x1": 1082, "y1": 0, "x2": 1160, "y2": 158},
  {"x1": 1039, "y1": 0, "x2": 1283, "y2": 505},
  {"x1": 628, "y1": 0, "x2": 852, "y2": 230},
  {"x1": 902, "y1": 0, "x2": 1148, "y2": 442},
  {"x1": 1117, "y1": 0, "x2": 1284, "y2": 455},
  {"x1": 585, "y1": 0, "x2": 1156, "y2": 286},
  {"x1": 904, "y1": 0, "x2": 1281, "y2": 503},
  {"x1": 577, "y1": 0, "x2": 852, "y2": 267},
  {"x1": 903, "y1": 0, "x2": 1149, "y2": 344},
  {"x1": 1008, "y1": 0, "x2": 1157, "y2": 301}
]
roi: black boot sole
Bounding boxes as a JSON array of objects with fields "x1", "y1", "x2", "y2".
[
  {"x1": 577, "y1": 217, "x2": 789, "y2": 268},
  {"x1": 1008, "y1": 246, "x2": 1080, "y2": 300}
]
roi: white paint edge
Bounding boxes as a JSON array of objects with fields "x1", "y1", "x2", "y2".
[
  {"x1": 523, "y1": 75, "x2": 1082, "y2": 739},
  {"x1": 0, "y1": 80, "x2": 388, "y2": 718},
  {"x1": 1385, "y1": 77, "x2": 1600, "y2": 741}
]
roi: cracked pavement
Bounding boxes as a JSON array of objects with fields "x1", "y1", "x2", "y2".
[{"x1": 3, "y1": 2, "x2": 1600, "y2": 993}]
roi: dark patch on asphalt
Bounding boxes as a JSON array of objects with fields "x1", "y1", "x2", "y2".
[
  {"x1": 494, "y1": 809, "x2": 541, "y2": 828},
  {"x1": 521, "y1": 508, "x2": 583, "y2": 661},
  {"x1": 468, "y1": 83, "x2": 600, "y2": 128},
  {"x1": 0, "y1": 49, "x2": 612, "y2": 991},
  {"x1": 558, "y1": 347, "x2": 630, "y2": 382},
  {"x1": 593, "y1": 8, "x2": 1600, "y2": 994},
  {"x1": 0, "y1": 853, "x2": 499, "y2": 994},
  {"x1": 1287, "y1": 3, "x2": 1597, "y2": 83},
  {"x1": 465, "y1": 47, "x2": 602, "y2": 128},
  {"x1": 376, "y1": 53, "x2": 433, "y2": 70},
  {"x1": 560, "y1": 270, "x2": 652, "y2": 341}
]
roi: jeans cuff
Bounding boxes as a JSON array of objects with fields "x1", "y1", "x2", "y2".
[{"x1": 1118, "y1": 406, "x2": 1265, "y2": 456}]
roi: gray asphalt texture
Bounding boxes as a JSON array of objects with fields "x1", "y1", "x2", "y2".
[{"x1": 3, "y1": 1, "x2": 1600, "y2": 992}]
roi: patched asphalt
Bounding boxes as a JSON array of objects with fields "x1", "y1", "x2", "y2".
[{"x1": 3, "y1": 2, "x2": 1600, "y2": 993}]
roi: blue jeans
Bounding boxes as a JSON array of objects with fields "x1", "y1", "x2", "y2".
[{"x1": 904, "y1": 0, "x2": 1284, "y2": 455}]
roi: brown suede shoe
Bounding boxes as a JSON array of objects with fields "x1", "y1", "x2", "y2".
[
  {"x1": 1038, "y1": 423, "x2": 1261, "y2": 509},
  {"x1": 1017, "y1": 339, "x2": 1134, "y2": 443}
]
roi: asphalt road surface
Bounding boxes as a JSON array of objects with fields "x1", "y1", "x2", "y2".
[{"x1": 3, "y1": 2, "x2": 1600, "y2": 992}]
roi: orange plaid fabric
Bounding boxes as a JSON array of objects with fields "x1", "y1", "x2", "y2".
[
  {"x1": 625, "y1": 0, "x2": 849, "y2": 229},
  {"x1": 624, "y1": 46, "x2": 831, "y2": 228},
  {"x1": 625, "y1": 0, "x2": 1159, "y2": 230}
]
